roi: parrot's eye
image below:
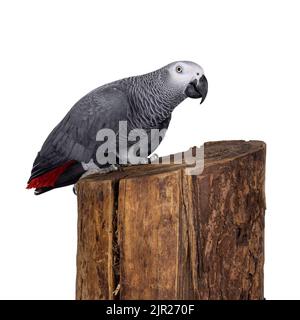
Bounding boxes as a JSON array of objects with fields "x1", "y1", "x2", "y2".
[{"x1": 176, "y1": 66, "x2": 183, "y2": 73}]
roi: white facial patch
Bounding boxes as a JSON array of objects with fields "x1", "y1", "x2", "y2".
[{"x1": 167, "y1": 61, "x2": 204, "y2": 92}]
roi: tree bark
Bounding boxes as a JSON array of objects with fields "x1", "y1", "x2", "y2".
[{"x1": 76, "y1": 140, "x2": 266, "y2": 300}]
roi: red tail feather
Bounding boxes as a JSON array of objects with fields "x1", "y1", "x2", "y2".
[{"x1": 27, "y1": 161, "x2": 75, "y2": 189}]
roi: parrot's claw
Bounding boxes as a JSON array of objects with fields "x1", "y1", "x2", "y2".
[
  {"x1": 73, "y1": 185, "x2": 78, "y2": 195},
  {"x1": 138, "y1": 158, "x2": 149, "y2": 165},
  {"x1": 149, "y1": 153, "x2": 159, "y2": 163},
  {"x1": 131, "y1": 154, "x2": 160, "y2": 165},
  {"x1": 72, "y1": 164, "x2": 120, "y2": 196},
  {"x1": 111, "y1": 164, "x2": 119, "y2": 171}
]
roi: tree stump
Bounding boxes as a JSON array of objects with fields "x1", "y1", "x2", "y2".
[{"x1": 76, "y1": 140, "x2": 266, "y2": 300}]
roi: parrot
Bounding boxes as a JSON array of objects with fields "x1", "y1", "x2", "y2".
[{"x1": 27, "y1": 61, "x2": 208, "y2": 195}]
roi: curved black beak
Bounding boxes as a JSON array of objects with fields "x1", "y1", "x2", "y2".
[{"x1": 184, "y1": 75, "x2": 208, "y2": 104}]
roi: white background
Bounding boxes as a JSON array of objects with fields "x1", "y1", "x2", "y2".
[{"x1": 0, "y1": 0, "x2": 299, "y2": 300}]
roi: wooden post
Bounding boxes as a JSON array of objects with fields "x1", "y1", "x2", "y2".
[{"x1": 76, "y1": 140, "x2": 266, "y2": 300}]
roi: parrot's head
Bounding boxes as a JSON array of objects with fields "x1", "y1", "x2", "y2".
[{"x1": 165, "y1": 61, "x2": 208, "y2": 104}]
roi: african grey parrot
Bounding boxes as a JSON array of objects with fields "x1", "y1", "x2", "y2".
[{"x1": 27, "y1": 61, "x2": 208, "y2": 195}]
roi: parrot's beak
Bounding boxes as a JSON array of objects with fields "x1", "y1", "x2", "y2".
[{"x1": 185, "y1": 75, "x2": 208, "y2": 104}]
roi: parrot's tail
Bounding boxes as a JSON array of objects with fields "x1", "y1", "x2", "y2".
[
  {"x1": 27, "y1": 161, "x2": 85, "y2": 195},
  {"x1": 33, "y1": 186, "x2": 54, "y2": 195}
]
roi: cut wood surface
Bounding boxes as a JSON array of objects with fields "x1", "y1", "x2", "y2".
[{"x1": 76, "y1": 140, "x2": 266, "y2": 300}]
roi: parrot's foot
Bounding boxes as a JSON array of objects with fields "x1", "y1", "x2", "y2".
[
  {"x1": 138, "y1": 153, "x2": 159, "y2": 164},
  {"x1": 149, "y1": 153, "x2": 159, "y2": 163},
  {"x1": 73, "y1": 164, "x2": 119, "y2": 195},
  {"x1": 81, "y1": 164, "x2": 119, "y2": 179}
]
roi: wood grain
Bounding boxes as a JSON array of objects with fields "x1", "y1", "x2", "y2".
[
  {"x1": 76, "y1": 179, "x2": 115, "y2": 299},
  {"x1": 76, "y1": 140, "x2": 266, "y2": 300}
]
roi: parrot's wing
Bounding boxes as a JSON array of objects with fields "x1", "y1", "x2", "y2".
[{"x1": 28, "y1": 85, "x2": 129, "y2": 183}]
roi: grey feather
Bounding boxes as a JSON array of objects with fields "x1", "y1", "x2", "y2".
[
  {"x1": 28, "y1": 61, "x2": 207, "y2": 188},
  {"x1": 36, "y1": 85, "x2": 129, "y2": 168}
]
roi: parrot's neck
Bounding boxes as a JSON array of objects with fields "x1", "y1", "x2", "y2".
[{"x1": 123, "y1": 71, "x2": 186, "y2": 128}]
